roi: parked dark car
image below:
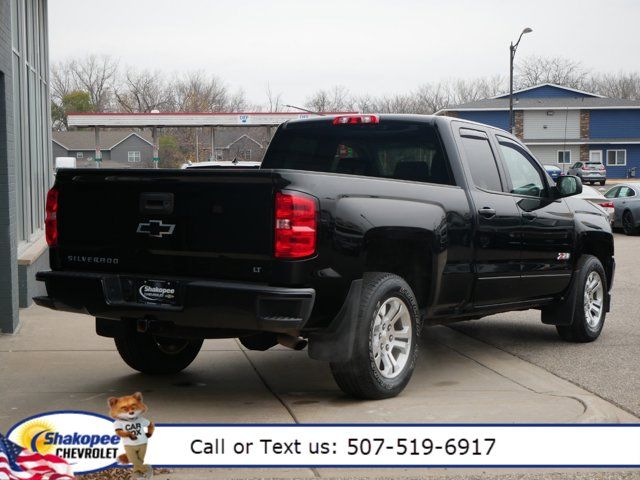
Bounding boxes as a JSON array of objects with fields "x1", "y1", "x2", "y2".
[
  {"x1": 544, "y1": 164, "x2": 563, "y2": 182},
  {"x1": 604, "y1": 183, "x2": 640, "y2": 235},
  {"x1": 567, "y1": 161, "x2": 607, "y2": 185},
  {"x1": 35, "y1": 115, "x2": 615, "y2": 399}
]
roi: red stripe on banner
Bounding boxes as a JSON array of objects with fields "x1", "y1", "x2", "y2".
[{"x1": 17, "y1": 453, "x2": 68, "y2": 465}]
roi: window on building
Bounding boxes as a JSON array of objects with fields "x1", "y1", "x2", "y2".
[
  {"x1": 607, "y1": 150, "x2": 627, "y2": 166},
  {"x1": 239, "y1": 149, "x2": 252, "y2": 161},
  {"x1": 459, "y1": 129, "x2": 502, "y2": 192},
  {"x1": 557, "y1": 150, "x2": 571, "y2": 164},
  {"x1": 76, "y1": 152, "x2": 83, "y2": 159},
  {"x1": 128, "y1": 151, "x2": 141, "y2": 163}
]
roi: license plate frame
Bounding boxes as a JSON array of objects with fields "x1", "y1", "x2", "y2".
[{"x1": 136, "y1": 279, "x2": 180, "y2": 306}]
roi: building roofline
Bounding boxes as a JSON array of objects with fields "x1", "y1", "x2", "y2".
[
  {"x1": 439, "y1": 105, "x2": 640, "y2": 113},
  {"x1": 491, "y1": 82, "x2": 605, "y2": 99},
  {"x1": 108, "y1": 132, "x2": 154, "y2": 150},
  {"x1": 222, "y1": 134, "x2": 264, "y2": 149},
  {"x1": 52, "y1": 138, "x2": 70, "y2": 150}
]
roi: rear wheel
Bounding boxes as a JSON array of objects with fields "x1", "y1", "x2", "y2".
[
  {"x1": 329, "y1": 273, "x2": 420, "y2": 399},
  {"x1": 115, "y1": 326, "x2": 203, "y2": 374},
  {"x1": 622, "y1": 210, "x2": 639, "y2": 235},
  {"x1": 556, "y1": 255, "x2": 607, "y2": 343},
  {"x1": 599, "y1": 181, "x2": 606, "y2": 186}
]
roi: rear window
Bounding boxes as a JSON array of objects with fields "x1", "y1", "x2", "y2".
[{"x1": 262, "y1": 120, "x2": 455, "y2": 186}]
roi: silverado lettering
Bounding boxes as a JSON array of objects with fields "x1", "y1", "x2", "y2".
[{"x1": 36, "y1": 115, "x2": 614, "y2": 399}]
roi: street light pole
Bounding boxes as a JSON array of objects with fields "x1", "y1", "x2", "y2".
[{"x1": 509, "y1": 27, "x2": 533, "y2": 134}]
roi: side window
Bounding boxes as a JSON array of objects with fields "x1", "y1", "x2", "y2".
[
  {"x1": 498, "y1": 141, "x2": 546, "y2": 197},
  {"x1": 619, "y1": 186, "x2": 635, "y2": 197},
  {"x1": 604, "y1": 187, "x2": 620, "y2": 199},
  {"x1": 459, "y1": 129, "x2": 502, "y2": 192}
]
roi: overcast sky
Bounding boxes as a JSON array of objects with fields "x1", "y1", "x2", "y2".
[{"x1": 49, "y1": 0, "x2": 640, "y2": 106}]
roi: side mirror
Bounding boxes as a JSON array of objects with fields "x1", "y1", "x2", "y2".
[{"x1": 555, "y1": 175, "x2": 582, "y2": 198}]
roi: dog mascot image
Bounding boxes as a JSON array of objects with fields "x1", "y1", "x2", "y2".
[{"x1": 108, "y1": 392, "x2": 155, "y2": 478}]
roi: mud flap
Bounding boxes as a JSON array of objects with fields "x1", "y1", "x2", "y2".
[
  {"x1": 308, "y1": 280, "x2": 362, "y2": 362},
  {"x1": 541, "y1": 267, "x2": 581, "y2": 326}
]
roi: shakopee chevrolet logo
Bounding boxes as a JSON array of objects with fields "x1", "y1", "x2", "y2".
[{"x1": 136, "y1": 220, "x2": 176, "y2": 238}]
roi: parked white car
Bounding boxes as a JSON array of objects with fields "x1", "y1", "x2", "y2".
[{"x1": 575, "y1": 185, "x2": 614, "y2": 224}]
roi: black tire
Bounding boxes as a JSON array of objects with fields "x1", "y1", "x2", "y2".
[
  {"x1": 329, "y1": 273, "x2": 420, "y2": 399},
  {"x1": 599, "y1": 181, "x2": 606, "y2": 186},
  {"x1": 622, "y1": 210, "x2": 639, "y2": 235},
  {"x1": 556, "y1": 255, "x2": 607, "y2": 343},
  {"x1": 115, "y1": 326, "x2": 203, "y2": 374}
]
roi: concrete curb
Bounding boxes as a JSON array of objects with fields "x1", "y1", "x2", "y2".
[{"x1": 430, "y1": 326, "x2": 638, "y2": 423}]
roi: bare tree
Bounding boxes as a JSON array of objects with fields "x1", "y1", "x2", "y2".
[
  {"x1": 265, "y1": 83, "x2": 283, "y2": 112},
  {"x1": 588, "y1": 72, "x2": 640, "y2": 100},
  {"x1": 114, "y1": 69, "x2": 173, "y2": 113},
  {"x1": 50, "y1": 60, "x2": 75, "y2": 104},
  {"x1": 305, "y1": 85, "x2": 354, "y2": 112},
  {"x1": 68, "y1": 54, "x2": 119, "y2": 111},
  {"x1": 171, "y1": 71, "x2": 232, "y2": 112},
  {"x1": 515, "y1": 55, "x2": 589, "y2": 90}
]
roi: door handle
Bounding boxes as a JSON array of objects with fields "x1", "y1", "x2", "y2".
[
  {"x1": 478, "y1": 207, "x2": 496, "y2": 218},
  {"x1": 522, "y1": 211, "x2": 537, "y2": 220}
]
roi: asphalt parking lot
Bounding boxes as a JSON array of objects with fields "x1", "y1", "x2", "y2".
[{"x1": 454, "y1": 232, "x2": 640, "y2": 417}]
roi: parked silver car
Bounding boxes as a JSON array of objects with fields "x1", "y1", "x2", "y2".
[
  {"x1": 567, "y1": 161, "x2": 607, "y2": 185},
  {"x1": 604, "y1": 183, "x2": 640, "y2": 235}
]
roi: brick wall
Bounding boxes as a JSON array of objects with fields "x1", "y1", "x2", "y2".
[
  {"x1": 0, "y1": 0, "x2": 19, "y2": 332},
  {"x1": 580, "y1": 110, "x2": 590, "y2": 140},
  {"x1": 580, "y1": 145, "x2": 589, "y2": 162},
  {"x1": 514, "y1": 110, "x2": 524, "y2": 139}
]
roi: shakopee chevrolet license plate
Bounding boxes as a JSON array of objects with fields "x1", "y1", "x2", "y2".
[{"x1": 137, "y1": 279, "x2": 179, "y2": 305}]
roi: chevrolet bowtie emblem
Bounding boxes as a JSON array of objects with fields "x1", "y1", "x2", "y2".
[{"x1": 136, "y1": 220, "x2": 176, "y2": 238}]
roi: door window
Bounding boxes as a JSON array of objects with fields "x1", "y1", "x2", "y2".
[
  {"x1": 459, "y1": 129, "x2": 502, "y2": 192},
  {"x1": 604, "y1": 187, "x2": 620, "y2": 198},
  {"x1": 498, "y1": 141, "x2": 546, "y2": 197},
  {"x1": 619, "y1": 186, "x2": 636, "y2": 197}
]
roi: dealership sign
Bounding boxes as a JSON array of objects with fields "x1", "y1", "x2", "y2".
[{"x1": 7, "y1": 411, "x2": 120, "y2": 474}]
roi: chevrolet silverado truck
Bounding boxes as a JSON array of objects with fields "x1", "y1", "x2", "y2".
[{"x1": 35, "y1": 114, "x2": 615, "y2": 399}]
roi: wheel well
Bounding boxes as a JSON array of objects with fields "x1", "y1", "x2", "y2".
[
  {"x1": 580, "y1": 235, "x2": 614, "y2": 288},
  {"x1": 363, "y1": 231, "x2": 433, "y2": 308}
]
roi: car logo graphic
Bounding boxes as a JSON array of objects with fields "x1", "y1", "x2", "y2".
[{"x1": 136, "y1": 220, "x2": 176, "y2": 238}]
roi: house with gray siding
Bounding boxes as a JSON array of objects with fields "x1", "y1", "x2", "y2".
[
  {"x1": 52, "y1": 130, "x2": 154, "y2": 168},
  {"x1": 438, "y1": 83, "x2": 640, "y2": 179}
]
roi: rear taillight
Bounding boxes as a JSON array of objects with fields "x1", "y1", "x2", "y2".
[
  {"x1": 582, "y1": 167, "x2": 589, "y2": 171},
  {"x1": 598, "y1": 201, "x2": 614, "y2": 209},
  {"x1": 332, "y1": 114, "x2": 379, "y2": 125},
  {"x1": 45, "y1": 187, "x2": 59, "y2": 246},
  {"x1": 275, "y1": 191, "x2": 317, "y2": 259},
  {"x1": 599, "y1": 166, "x2": 606, "y2": 171}
]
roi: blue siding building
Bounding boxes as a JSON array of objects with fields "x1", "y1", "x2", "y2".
[{"x1": 439, "y1": 83, "x2": 640, "y2": 180}]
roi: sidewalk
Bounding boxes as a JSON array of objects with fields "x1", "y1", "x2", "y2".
[{"x1": 0, "y1": 306, "x2": 637, "y2": 479}]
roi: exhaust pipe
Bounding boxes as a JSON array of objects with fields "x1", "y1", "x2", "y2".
[{"x1": 277, "y1": 334, "x2": 308, "y2": 351}]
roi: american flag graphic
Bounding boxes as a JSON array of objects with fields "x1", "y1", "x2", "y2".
[{"x1": 0, "y1": 433, "x2": 74, "y2": 480}]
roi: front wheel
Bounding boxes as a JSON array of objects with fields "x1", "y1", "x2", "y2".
[
  {"x1": 115, "y1": 327, "x2": 203, "y2": 374},
  {"x1": 556, "y1": 255, "x2": 607, "y2": 343},
  {"x1": 329, "y1": 273, "x2": 420, "y2": 399}
]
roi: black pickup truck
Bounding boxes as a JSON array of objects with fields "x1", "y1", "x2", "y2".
[{"x1": 36, "y1": 114, "x2": 614, "y2": 399}]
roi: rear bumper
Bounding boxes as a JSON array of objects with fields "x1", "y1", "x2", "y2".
[
  {"x1": 580, "y1": 175, "x2": 606, "y2": 182},
  {"x1": 34, "y1": 271, "x2": 315, "y2": 335}
]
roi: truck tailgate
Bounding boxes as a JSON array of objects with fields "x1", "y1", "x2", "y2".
[{"x1": 54, "y1": 168, "x2": 277, "y2": 280}]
